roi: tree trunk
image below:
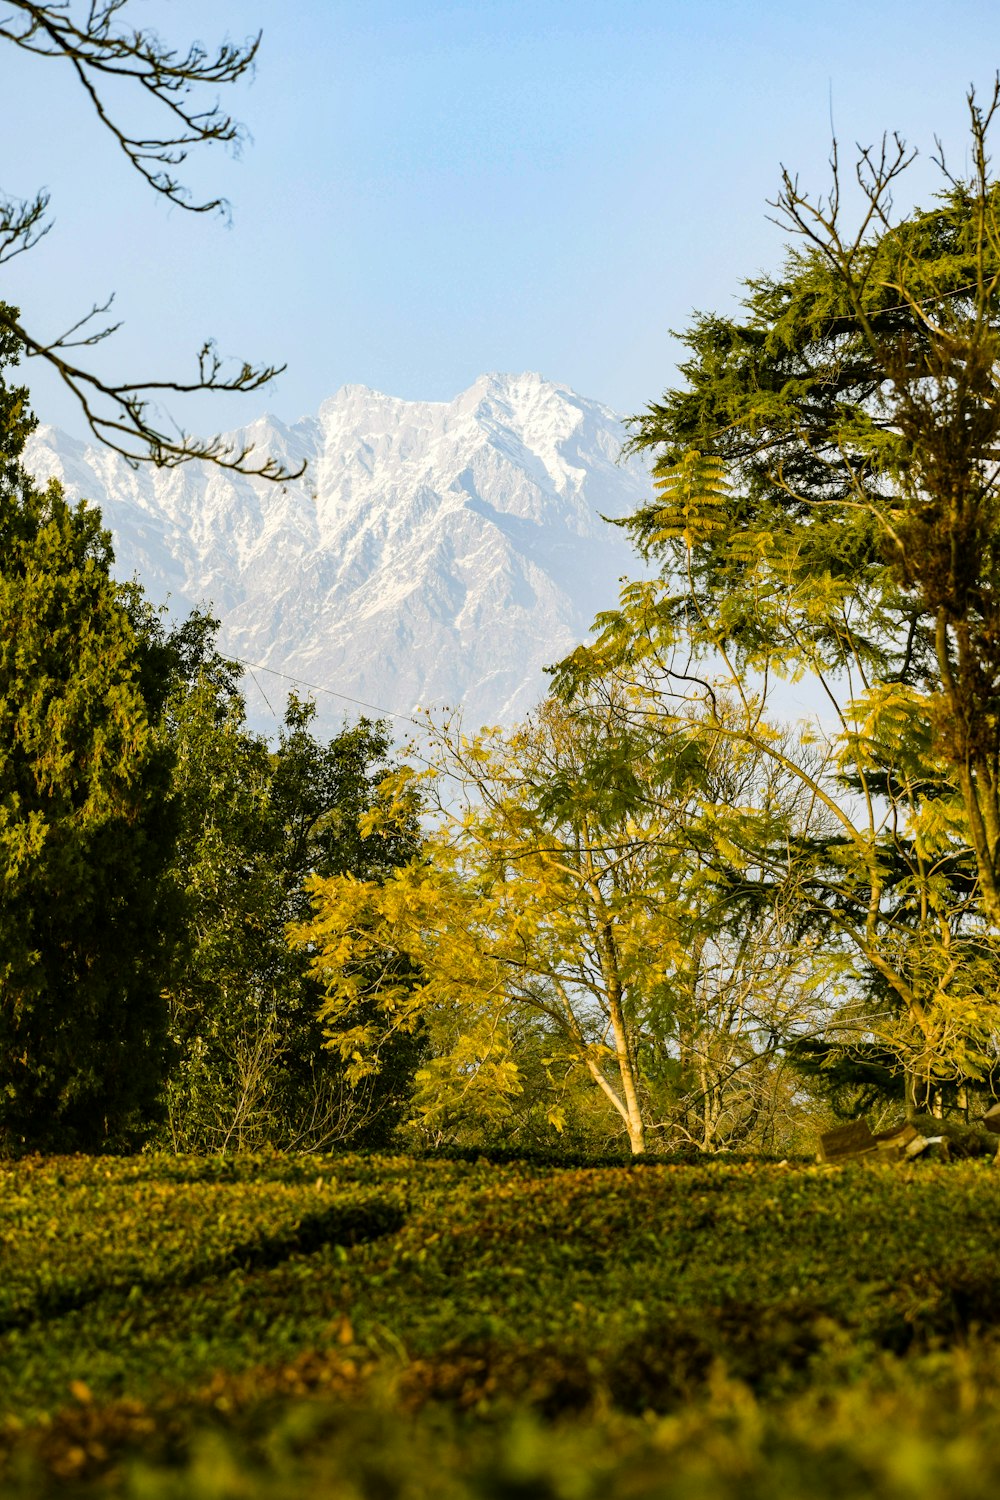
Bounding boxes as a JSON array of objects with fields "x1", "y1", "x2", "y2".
[
  {"x1": 608, "y1": 987, "x2": 645, "y2": 1153},
  {"x1": 591, "y1": 911, "x2": 646, "y2": 1154}
]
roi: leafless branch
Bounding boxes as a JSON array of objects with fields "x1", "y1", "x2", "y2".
[
  {"x1": 0, "y1": 1, "x2": 258, "y2": 214},
  {"x1": 0, "y1": 1, "x2": 302, "y2": 477}
]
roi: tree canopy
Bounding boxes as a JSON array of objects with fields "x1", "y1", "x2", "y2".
[
  {"x1": 294, "y1": 697, "x2": 831, "y2": 1154},
  {"x1": 0, "y1": 328, "x2": 178, "y2": 1150},
  {"x1": 159, "y1": 626, "x2": 423, "y2": 1153},
  {"x1": 552, "y1": 86, "x2": 1000, "y2": 1113}
]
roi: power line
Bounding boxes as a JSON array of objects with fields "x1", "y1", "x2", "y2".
[
  {"x1": 231, "y1": 654, "x2": 449, "y2": 782},
  {"x1": 229, "y1": 655, "x2": 499, "y2": 792},
  {"x1": 243, "y1": 663, "x2": 276, "y2": 720},
  {"x1": 230, "y1": 654, "x2": 426, "y2": 728}
]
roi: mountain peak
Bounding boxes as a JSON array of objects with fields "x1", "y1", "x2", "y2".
[{"x1": 23, "y1": 376, "x2": 650, "y2": 735}]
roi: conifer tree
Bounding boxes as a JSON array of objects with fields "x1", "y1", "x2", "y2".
[{"x1": 0, "y1": 315, "x2": 176, "y2": 1151}]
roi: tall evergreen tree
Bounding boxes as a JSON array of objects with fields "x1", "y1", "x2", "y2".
[{"x1": 0, "y1": 314, "x2": 177, "y2": 1151}]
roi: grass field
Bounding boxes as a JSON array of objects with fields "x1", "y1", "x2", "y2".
[{"x1": 3, "y1": 1151, "x2": 1000, "y2": 1496}]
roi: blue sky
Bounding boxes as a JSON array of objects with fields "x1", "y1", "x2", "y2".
[{"x1": 5, "y1": 0, "x2": 1000, "y2": 439}]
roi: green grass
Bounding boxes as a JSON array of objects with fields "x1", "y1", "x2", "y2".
[{"x1": 2, "y1": 1152, "x2": 1000, "y2": 1496}]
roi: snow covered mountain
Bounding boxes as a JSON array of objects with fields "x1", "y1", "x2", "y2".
[{"x1": 23, "y1": 372, "x2": 652, "y2": 737}]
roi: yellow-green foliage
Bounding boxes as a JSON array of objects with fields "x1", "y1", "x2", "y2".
[
  {"x1": 295, "y1": 700, "x2": 815, "y2": 1155},
  {"x1": 3, "y1": 1154, "x2": 1000, "y2": 1496}
]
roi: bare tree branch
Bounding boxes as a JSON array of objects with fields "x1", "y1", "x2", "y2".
[{"x1": 0, "y1": 1, "x2": 303, "y2": 477}]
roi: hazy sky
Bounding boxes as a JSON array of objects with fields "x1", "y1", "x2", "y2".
[{"x1": 5, "y1": 0, "x2": 1000, "y2": 440}]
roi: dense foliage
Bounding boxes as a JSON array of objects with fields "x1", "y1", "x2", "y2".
[
  {"x1": 0, "y1": 326, "x2": 421, "y2": 1153},
  {"x1": 297, "y1": 700, "x2": 831, "y2": 1155},
  {"x1": 551, "y1": 95, "x2": 1000, "y2": 1116},
  {"x1": 0, "y1": 318, "x2": 177, "y2": 1152},
  {"x1": 160, "y1": 628, "x2": 422, "y2": 1152}
]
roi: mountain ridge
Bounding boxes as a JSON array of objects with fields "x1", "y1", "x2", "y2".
[{"x1": 23, "y1": 372, "x2": 651, "y2": 735}]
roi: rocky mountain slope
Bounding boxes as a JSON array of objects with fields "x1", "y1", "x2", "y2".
[{"x1": 24, "y1": 372, "x2": 651, "y2": 736}]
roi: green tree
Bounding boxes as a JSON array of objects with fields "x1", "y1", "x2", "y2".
[
  {"x1": 0, "y1": 328, "x2": 178, "y2": 1151},
  {"x1": 159, "y1": 628, "x2": 422, "y2": 1152},
  {"x1": 555, "y1": 89, "x2": 1000, "y2": 1111},
  {"x1": 623, "y1": 89, "x2": 1000, "y2": 918}
]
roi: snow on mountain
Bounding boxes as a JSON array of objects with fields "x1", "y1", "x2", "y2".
[{"x1": 23, "y1": 372, "x2": 651, "y2": 737}]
